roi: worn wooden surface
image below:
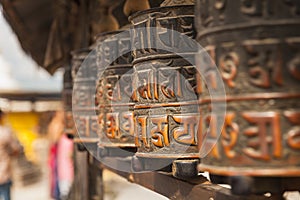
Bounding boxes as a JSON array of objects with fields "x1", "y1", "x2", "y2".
[{"x1": 94, "y1": 157, "x2": 284, "y2": 200}]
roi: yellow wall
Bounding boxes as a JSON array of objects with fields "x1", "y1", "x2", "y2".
[{"x1": 5, "y1": 112, "x2": 40, "y2": 162}]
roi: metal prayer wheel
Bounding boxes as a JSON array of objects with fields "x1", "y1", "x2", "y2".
[
  {"x1": 72, "y1": 48, "x2": 99, "y2": 153},
  {"x1": 195, "y1": 0, "x2": 300, "y2": 194},
  {"x1": 96, "y1": 30, "x2": 136, "y2": 158},
  {"x1": 63, "y1": 61, "x2": 76, "y2": 139},
  {"x1": 130, "y1": 5, "x2": 201, "y2": 177}
]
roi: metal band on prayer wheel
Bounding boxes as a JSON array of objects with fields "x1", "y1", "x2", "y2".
[
  {"x1": 130, "y1": 5, "x2": 201, "y2": 175},
  {"x1": 72, "y1": 48, "x2": 99, "y2": 152},
  {"x1": 96, "y1": 30, "x2": 136, "y2": 157},
  {"x1": 195, "y1": 0, "x2": 300, "y2": 194}
]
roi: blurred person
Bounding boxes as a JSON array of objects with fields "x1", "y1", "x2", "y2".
[
  {"x1": 0, "y1": 109, "x2": 21, "y2": 200},
  {"x1": 48, "y1": 111, "x2": 74, "y2": 200},
  {"x1": 48, "y1": 111, "x2": 64, "y2": 200},
  {"x1": 57, "y1": 133, "x2": 74, "y2": 200}
]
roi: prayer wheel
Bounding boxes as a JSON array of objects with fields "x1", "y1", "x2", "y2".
[
  {"x1": 130, "y1": 4, "x2": 201, "y2": 177},
  {"x1": 63, "y1": 62, "x2": 76, "y2": 139},
  {"x1": 195, "y1": 0, "x2": 300, "y2": 194},
  {"x1": 72, "y1": 48, "x2": 99, "y2": 153},
  {"x1": 96, "y1": 30, "x2": 136, "y2": 158}
]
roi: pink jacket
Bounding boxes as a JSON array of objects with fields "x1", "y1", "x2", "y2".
[{"x1": 57, "y1": 134, "x2": 74, "y2": 182}]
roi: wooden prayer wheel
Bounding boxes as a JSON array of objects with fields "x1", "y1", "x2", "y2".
[
  {"x1": 95, "y1": 30, "x2": 136, "y2": 158},
  {"x1": 130, "y1": 5, "x2": 201, "y2": 177},
  {"x1": 195, "y1": 0, "x2": 300, "y2": 194},
  {"x1": 72, "y1": 48, "x2": 99, "y2": 153}
]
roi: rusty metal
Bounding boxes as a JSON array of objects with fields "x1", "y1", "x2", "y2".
[
  {"x1": 195, "y1": 0, "x2": 300, "y2": 194},
  {"x1": 71, "y1": 48, "x2": 99, "y2": 153},
  {"x1": 95, "y1": 30, "x2": 136, "y2": 157},
  {"x1": 130, "y1": 5, "x2": 196, "y2": 63},
  {"x1": 130, "y1": 5, "x2": 202, "y2": 175}
]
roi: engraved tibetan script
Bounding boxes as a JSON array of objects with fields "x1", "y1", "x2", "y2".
[{"x1": 242, "y1": 111, "x2": 282, "y2": 161}]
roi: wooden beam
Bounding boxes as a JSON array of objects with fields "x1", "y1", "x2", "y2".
[{"x1": 95, "y1": 157, "x2": 283, "y2": 200}]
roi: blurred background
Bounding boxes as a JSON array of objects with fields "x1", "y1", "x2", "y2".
[
  {"x1": 0, "y1": 6, "x2": 167, "y2": 200},
  {"x1": 1, "y1": 0, "x2": 299, "y2": 199}
]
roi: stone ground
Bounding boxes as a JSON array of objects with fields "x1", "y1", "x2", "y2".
[
  {"x1": 11, "y1": 168, "x2": 167, "y2": 200},
  {"x1": 10, "y1": 138, "x2": 167, "y2": 200},
  {"x1": 11, "y1": 172, "x2": 50, "y2": 200}
]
